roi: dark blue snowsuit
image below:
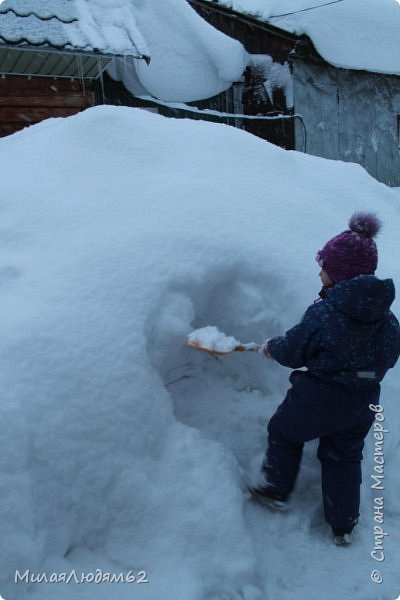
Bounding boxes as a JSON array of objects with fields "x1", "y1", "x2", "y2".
[{"x1": 264, "y1": 275, "x2": 400, "y2": 531}]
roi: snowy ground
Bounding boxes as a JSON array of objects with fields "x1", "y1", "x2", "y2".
[{"x1": 0, "y1": 106, "x2": 399, "y2": 600}]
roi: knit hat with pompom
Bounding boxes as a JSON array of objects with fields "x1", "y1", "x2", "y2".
[{"x1": 316, "y1": 212, "x2": 382, "y2": 283}]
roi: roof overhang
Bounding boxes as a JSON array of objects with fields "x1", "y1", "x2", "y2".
[
  {"x1": 0, "y1": 44, "x2": 115, "y2": 79},
  {"x1": 189, "y1": 0, "x2": 321, "y2": 64},
  {"x1": 189, "y1": 0, "x2": 298, "y2": 44}
]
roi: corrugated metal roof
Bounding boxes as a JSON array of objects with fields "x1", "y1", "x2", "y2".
[
  {"x1": 0, "y1": 46, "x2": 110, "y2": 78},
  {"x1": 0, "y1": 0, "x2": 150, "y2": 60}
]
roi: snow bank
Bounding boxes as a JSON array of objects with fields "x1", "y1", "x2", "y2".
[
  {"x1": 107, "y1": 0, "x2": 248, "y2": 101},
  {"x1": 206, "y1": 0, "x2": 400, "y2": 75},
  {"x1": 0, "y1": 106, "x2": 399, "y2": 599}
]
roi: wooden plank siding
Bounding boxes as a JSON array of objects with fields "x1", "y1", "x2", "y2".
[
  {"x1": 189, "y1": 1, "x2": 297, "y2": 60},
  {"x1": 0, "y1": 75, "x2": 95, "y2": 137},
  {"x1": 188, "y1": 0, "x2": 296, "y2": 149}
]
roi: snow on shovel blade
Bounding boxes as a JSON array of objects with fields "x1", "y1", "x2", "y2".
[{"x1": 186, "y1": 326, "x2": 260, "y2": 356}]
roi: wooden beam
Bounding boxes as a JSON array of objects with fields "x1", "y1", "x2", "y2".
[
  {"x1": 0, "y1": 94, "x2": 94, "y2": 107},
  {"x1": 0, "y1": 106, "x2": 83, "y2": 123},
  {"x1": 0, "y1": 76, "x2": 84, "y2": 92}
]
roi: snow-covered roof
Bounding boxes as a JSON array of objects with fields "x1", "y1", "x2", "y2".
[
  {"x1": 108, "y1": 0, "x2": 248, "y2": 102},
  {"x1": 0, "y1": 0, "x2": 247, "y2": 97},
  {"x1": 0, "y1": 0, "x2": 150, "y2": 59},
  {"x1": 199, "y1": 0, "x2": 400, "y2": 76}
]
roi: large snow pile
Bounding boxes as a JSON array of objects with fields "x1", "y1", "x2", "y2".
[
  {"x1": 107, "y1": 0, "x2": 248, "y2": 101},
  {"x1": 0, "y1": 106, "x2": 399, "y2": 600},
  {"x1": 205, "y1": 0, "x2": 400, "y2": 75}
]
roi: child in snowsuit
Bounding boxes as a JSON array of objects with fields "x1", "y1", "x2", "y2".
[{"x1": 251, "y1": 212, "x2": 400, "y2": 544}]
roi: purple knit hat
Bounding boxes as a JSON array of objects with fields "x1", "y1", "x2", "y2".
[{"x1": 316, "y1": 212, "x2": 382, "y2": 283}]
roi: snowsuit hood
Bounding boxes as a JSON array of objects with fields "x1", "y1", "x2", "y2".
[
  {"x1": 326, "y1": 275, "x2": 395, "y2": 323},
  {"x1": 267, "y1": 274, "x2": 400, "y2": 388}
]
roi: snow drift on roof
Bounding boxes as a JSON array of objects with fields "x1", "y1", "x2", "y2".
[
  {"x1": 203, "y1": 0, "x2": 400, "y2": 76},
  {"x1": 107, "y1": 0, "x2": 248, "y2": 102}
]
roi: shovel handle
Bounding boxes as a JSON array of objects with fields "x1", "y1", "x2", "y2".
[
  {"x1": 186, "y1": 340, "x2": 260, "y2": 356},
  {"x1": 237, "y1": 343, "x2": 261, "y2": 352}
]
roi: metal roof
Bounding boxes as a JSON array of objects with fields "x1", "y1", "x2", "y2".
[
  {"x1": 0, "y1": 0, "x2": 150, "y2": 61},
  {"x1": 0, "y1": 45, "x2": 111, "y2": 78},
  {"x1": 0, "y1": 0, "x2": 77, "y2": 22}
]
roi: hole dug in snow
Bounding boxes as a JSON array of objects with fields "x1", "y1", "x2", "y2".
[{"x1": 145, "y1": 265, "x2": 290, "y2": 471}]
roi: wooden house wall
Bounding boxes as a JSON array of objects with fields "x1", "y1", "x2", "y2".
[
  {"x1": 100, "y1": 72, "x2": 243, "y2": 128},
  {"x1": 189, "y1": 1, "x2": 400, "y2": 186},
  {"x1": 0, "y1": 76, "x2": 95, "y2": 137},
  {"x1": 189, "y1": 1, "x2": 295, "y2": 59},
  {"x1": 292, "y1": 62, "x2": 400, "y2": 186},
  {"x1": 188, "y1": 1, "x2": 295, "y2": 149}
]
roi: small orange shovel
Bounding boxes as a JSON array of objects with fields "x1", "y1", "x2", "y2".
[{"x1": 186, "y1": 340, "x2": 261, "y2": 357}]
